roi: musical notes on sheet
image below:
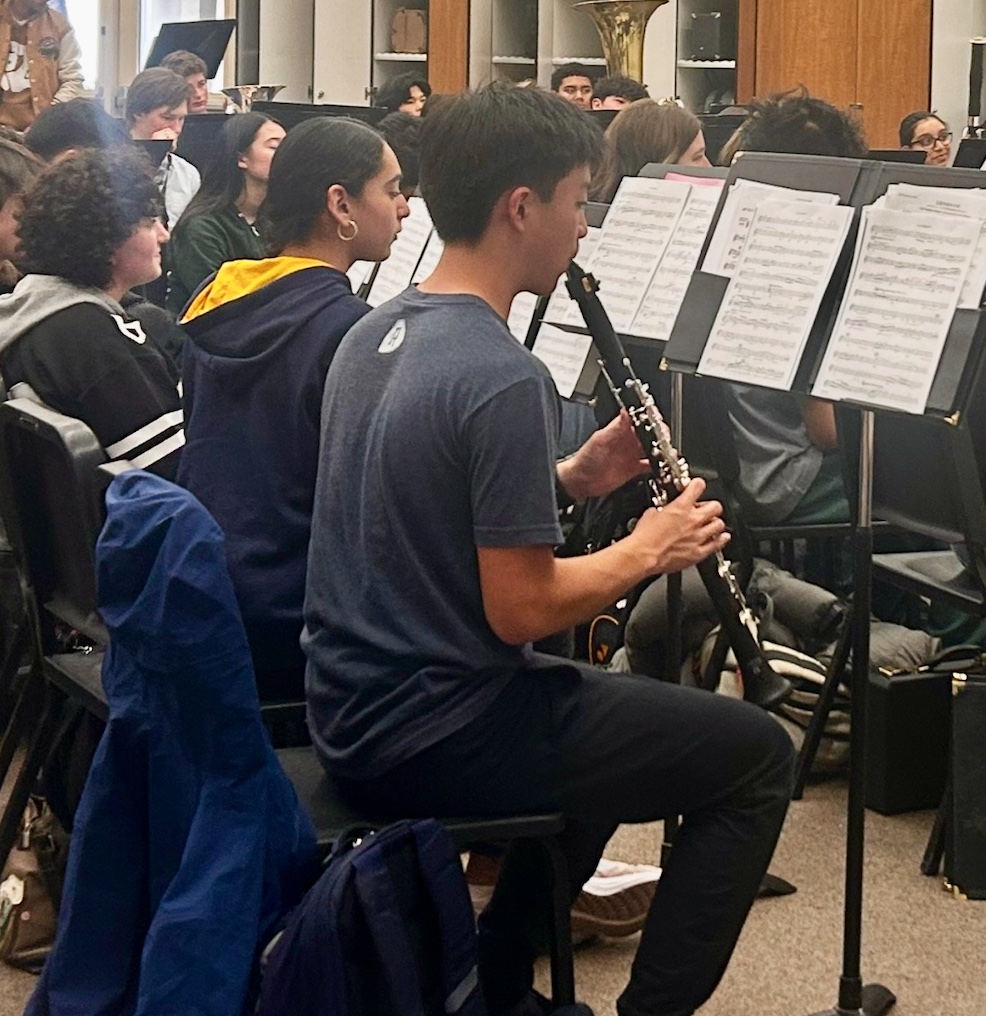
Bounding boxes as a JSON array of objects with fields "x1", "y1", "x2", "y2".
[
  {"x1": 507, "y1": 291, "x2": 539, "y2": 343},
  {"x1": 366, "y1": 196, "x2": 433, "y2": 307},
  {"x1": 812, "y1": 207, "x2": 980, "y2": 414},
  {"x1": 630, "y1": 184, "x2": 723, "y2": 341},
  {"x1": 698, "y1": 199, "x2": 853, "y2": 390},
  {"x1": 701, "y1": 180, "x2": 840, "y2": 278},
  {"x1": 880, "y1": 182, "x2": 986, "y2": 308},
  {"x1": 530, "y1": 324, "x2": 595, "y2": 399}
]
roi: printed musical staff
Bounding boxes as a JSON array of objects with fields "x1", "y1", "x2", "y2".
[
  {"x1": 698, "y1": 199, "x2": 853, "y2": 390},
  {"x1": 701, "y1": 180, "x2": 840, "y2": 278},
  {"x1": 813, "y1": 207, "x2": 980, "y2": 414},
  {"x1": 347, "y1": 260, "x2": 373, "y2": 291},
  {"x1": 543, "y1": 227, "x2": 602, "y2": 325},
  {"x1": 411, "y1": 229, "x2": 444, "y2": 284},
  {"x1": 366, "y1": 196, "x2": 433, "y2": 307},
  {"x1": 630, "y1": 184, "x2": 722, "y2": 342},
  {"x1": 507, "y1": 291, "x2": 539, "y2": 343},
  {"x1": 562, "y1": 177, "x2": 692, "y2": 332},
  {"x1": 530, "y1": 324, "x2": 595, "y2": 399}
]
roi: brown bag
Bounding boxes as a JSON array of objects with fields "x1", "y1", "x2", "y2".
[{"x1": 0, "y1": 796, "x2": 68, "y2": 973}]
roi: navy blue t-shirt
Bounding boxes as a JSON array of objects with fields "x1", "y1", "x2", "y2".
[{"x1": 303, "y1": 288, "x2": 564, "y2": 778}]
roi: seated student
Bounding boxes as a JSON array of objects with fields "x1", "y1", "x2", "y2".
[
  {"x1": 125, "y1": 67, "x2": 201, "y2": 229},
  {"x1": 723, "y1": 89, "x2": 866, "y2": 527},
  {"x1": 899, "y1": 109, "x2": 952, "y2": 166},
  {"x1": 303, "y1": 84, "x2": 793, "y2": 1016},
  {"x1": 591, "y1": 74, "x2": 649, "y2": 110},
  {"x1": 0, "y1": 137, "x2": 40, "y2": 292},
  {"x1": 551, "y1": 61, "x2": 596, "y2": 109},
  {"x1": 177, "y1": 117, "x2": 409, "y2": 702},
  {"x1": 376, "y1": 110, "x2": 421, "y2": 197},
  {"x1": 589, "y1": 99, "x2": 711, "y2": 202},
  {"x1": 375, "y1": 71, "x2": 430, "y2": 116},
  {"x1": 0, "y1": 146, "x2": 183, "y2": 477},
  {"x1": 160, "y1": 48, "x2": 210, "y2": 115},
  {"x1": 167, "y1": 112, "x2": 285, "y2": 313},
  {"x1": 23, "y1": 96, "x2": 126, "y2": 161}
]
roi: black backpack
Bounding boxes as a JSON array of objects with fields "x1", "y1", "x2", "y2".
[{"x1": 257, "y1": 819, "x2": 487, "y2": 1016}]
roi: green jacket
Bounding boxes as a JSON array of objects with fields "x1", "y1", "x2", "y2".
[{"x1": 168, "y1": 206, "x2": 265, "y2": 315}]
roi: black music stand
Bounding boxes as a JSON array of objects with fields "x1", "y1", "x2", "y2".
[
  {"x1": 864, "y1": 149, "x2": 925, "y2": 163},
  {"x1": 174, "y1": 113, "x2": 229, "y2": 173},
  {"x1": 250, "y1": 100, "x2": 386, "y2": 130},
  {"x1": 144, "y1": 20, "x2": 236, "y2": 79},
  {"x1": 953, "y1": 137, "x2": 986, "y2": 168}
]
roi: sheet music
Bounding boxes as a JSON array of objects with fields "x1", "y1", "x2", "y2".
[
  {"x1": 630, "y1": 184, "x2": 723, "y2": 341},
  {"x1": 882, "y1": 182, "x2": 986, "y2": 308},
  {"x1": 701, "y1": 180, "x2": 840, "y2": 278},
  {"x1": 543, "y1": 227, "x2": 602, "y2": 325},
  {"x1": 698, "y1": 199, "x2": 853, "y2": 390},
  {"x1": 347, "y1": 260, "x2": 373, "y2": 291},
  {"x1": 366, "y1": 196, "x2": 433, "y2": 307},
  {"x1": 411, "y1": 230, "x2": 444, "y2": 284},
  {"x1": 530, "y1": 324, "x2": 594, "y2": 399},
  {"x1": 812, "y1": 206, "x2": 980, "y2": 414},
  {"x1": 562, "y1": 177, "x2": 691, "y2": 333},
  {"x1": 507, "y1": 291, "x2": 539, "y2": 343}
]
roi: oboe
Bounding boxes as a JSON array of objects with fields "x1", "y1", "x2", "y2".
[{"x1": 565, "y1": 262, "x2": 792, "y2": 711}]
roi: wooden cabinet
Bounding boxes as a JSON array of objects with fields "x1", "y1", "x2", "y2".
[{"x1": 743, "y1": 0, "x2": 932, "y2": 148}]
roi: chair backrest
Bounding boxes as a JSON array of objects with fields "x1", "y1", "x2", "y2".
[{"x1": 0, "y1": 399, "x2": 110, "y2": 648}]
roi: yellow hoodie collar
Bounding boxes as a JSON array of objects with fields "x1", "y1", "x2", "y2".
[{"x1": 181, "y1": 257, "x2": 336, "y2": 324}]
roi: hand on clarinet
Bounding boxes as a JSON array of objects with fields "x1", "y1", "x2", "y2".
[
  {"x1": 556, "y1": 410, "x2": 649, "y2": 501},
  {"x1": 629, "y1": 477, "x2": 729, "y2": 575}
]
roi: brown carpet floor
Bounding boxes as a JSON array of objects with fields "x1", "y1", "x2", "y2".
[{"x1": 2, "y1": 779, "x2": 984, "y2": 1015}]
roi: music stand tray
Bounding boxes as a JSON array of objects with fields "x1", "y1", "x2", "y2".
[{"x1": 953, "y1": 138, "x2": 986, "y2": 169}]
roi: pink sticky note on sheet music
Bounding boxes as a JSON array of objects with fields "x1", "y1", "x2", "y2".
[{"x1": 665, "y1": 173, "x2": 725, "y2": 187}]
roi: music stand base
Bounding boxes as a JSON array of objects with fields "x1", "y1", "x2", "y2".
[{"x1": 806, "y1": 982, "x2": 897, "y2": 1016}]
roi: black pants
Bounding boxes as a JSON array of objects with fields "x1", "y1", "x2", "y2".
[{"x1": 334, "y1": 656, "x2": 794, "y2": 1016}]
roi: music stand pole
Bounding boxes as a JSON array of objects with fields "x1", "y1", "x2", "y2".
[{"x1": 808, "y1": 408, "x2": 895, "y2": 1016}]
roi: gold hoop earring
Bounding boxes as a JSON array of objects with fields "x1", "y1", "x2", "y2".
[{"x1": 338, "y1": 220, "x2": 359, "y2": 242}]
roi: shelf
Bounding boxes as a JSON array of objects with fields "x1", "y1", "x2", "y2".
[
  {"x1": 375, "y1": 52, "x2": 428, "y2": 62},
  {"x1": 677, "y1": 59, "x2": 736, "y2": 68},
  {"x1": 550, "y1": 56, "x2": 607, "y2": 66},
  {"x1": 492, "y1": 56, "x2": 536, "y2": 65}
]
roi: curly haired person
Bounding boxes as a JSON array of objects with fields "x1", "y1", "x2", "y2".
[{"x1": 0, "y1": 145, "x2": 183, "y2": 476}]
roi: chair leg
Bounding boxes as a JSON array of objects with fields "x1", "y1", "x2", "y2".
[
  {"x1": 539, "y1": 836, "x2": 575, "y2": 1008},
  {"x1": 0, "y1": 683, "x2": 62, "y2": 862},
  {"x1": 0, "y1": 661, "x2": 42, "y2": 792},
  {"x1": 792, "y1": 605, "x2": 853, "y2": 799}
]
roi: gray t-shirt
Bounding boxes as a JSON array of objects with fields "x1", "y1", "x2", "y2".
[
  {"x1": 303, "y1": 288, "x2": 564, "y2": 778},
  {"x1": 727, "y1": 384, "x2": 823, "y2": 525}
]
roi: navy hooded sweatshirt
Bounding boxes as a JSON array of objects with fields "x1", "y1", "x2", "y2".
[{"x1": 178, "y1": 257, "x2": 369, "y2": 699}]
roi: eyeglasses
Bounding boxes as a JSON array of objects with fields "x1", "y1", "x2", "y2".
[{"x1": 910, "y1": 130, "x2": 952, "y2": 149}]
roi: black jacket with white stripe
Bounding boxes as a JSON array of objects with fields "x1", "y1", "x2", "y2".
[{"x1": 0, "y1": 300, "x2": 184, "y2": 478}]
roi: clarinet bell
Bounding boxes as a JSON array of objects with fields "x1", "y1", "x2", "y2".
[{"x1": 741, "y1": 658, "x2": 793, "y2": 712}]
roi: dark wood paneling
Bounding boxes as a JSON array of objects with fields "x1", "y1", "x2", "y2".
[
  {"x1": 856, "y1": 0, "x2": 932, "y2": 148},
  {"x1": 428, "y1": 0, "x2": 469, "y2": 93},
  {"x1": 754, "y1": 0, "x2": 857, "y2": 108}
]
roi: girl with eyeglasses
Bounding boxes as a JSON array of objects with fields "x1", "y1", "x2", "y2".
[{"x1": 899, "y1": 110, "x2": 952, "y2": 166}]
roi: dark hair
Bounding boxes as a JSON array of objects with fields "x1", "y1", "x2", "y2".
[
  {"x1": 589, "y1": 99, "x2": 702, "y2": 202},
  {"x1": 0, "y1": 139, "x2": 42, "y2": 207},
  {"x1": 24, "y1": 98, "x2": 127, "y2": 160},
  {"x1": 257, "y1": 117, "x2": 385, "y2": 254},
  {"x1": 551, "y1": 62, "x2": 597, "y2": 92},
  {"x1": 734, "y1": 87, "x2": 867, "y2": 159},
  {"x1": 175, "y1": 112, "x2": 279, "y2": 229},
  {"x1": 125, "y1": 68, "x2": 191, "y2": 126},
  {"x1": 375, "y1": 72, "x2": 431, "y2": 114},
  {"x1": 160, "y1": 49, "x2": 208, "y2": 80},
  {"x1": 899, "y1": 109, "x2": 945, "y2": 146},
  {"x1": 420, "y1": 84, "x2": 603, "y2": 243},
  {"x1": 593, "y1": 75, "x2": 649, "y2": 104},
  {"x1": 376, "y1": 111, "x2": 422, "y2": 193},
  {"x1": 18, "y1": 146, "x2": 163, "y2": 289}
]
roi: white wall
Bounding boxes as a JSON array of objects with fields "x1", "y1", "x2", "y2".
[
  {"x1": 642, "y1": 0, "x2": 678, "y2": 100},
  {"x1": 931, "y1": 0, "x2": 986, "y2": 137}
]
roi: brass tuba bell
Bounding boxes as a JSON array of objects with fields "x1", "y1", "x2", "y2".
[{"x1": 573, "y1": 0, "x2": 669, "y2": 83}]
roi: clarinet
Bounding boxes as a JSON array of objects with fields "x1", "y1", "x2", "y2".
[{"x1": 565, "y1": 262, "x2": 792, "y2": 712}]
